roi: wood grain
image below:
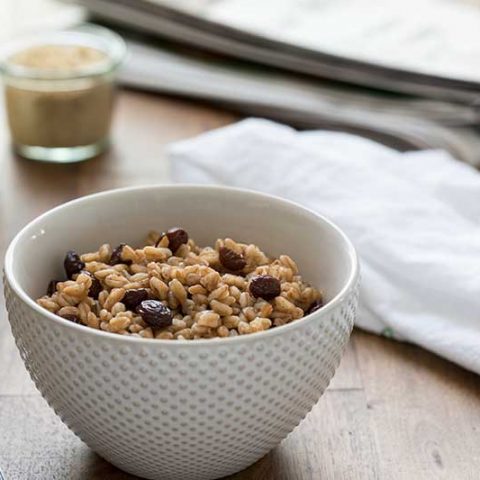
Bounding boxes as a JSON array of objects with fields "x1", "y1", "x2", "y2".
[{"x1": 1, "y1": 89, "x2": 480, "y2": 480}]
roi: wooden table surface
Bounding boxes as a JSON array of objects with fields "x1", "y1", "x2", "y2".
[{"x1": 1, "y1": 89, "x2": 480, "y2": 480}]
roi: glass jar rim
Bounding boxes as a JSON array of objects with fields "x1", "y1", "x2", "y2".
[{"x1": 0, "y1": 24, "x2": 126, "y2": 80}]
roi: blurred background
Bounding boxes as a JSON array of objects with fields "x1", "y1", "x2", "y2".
[{"x1": 2, "y1": 0, "x2": 480, "y2": 164}]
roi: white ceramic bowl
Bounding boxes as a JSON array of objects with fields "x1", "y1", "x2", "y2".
[{"x1": 4, "y1": 185, "x2": 359, "y2": 480}]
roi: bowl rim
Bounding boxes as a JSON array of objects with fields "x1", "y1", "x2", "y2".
[{"x1": 4, "y1": 184, "x2": 359, "y2": 347}]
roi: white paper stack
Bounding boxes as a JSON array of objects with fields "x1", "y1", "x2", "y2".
[
  {"x1": 67, "y1": 0, "x2": 480, "y2": 163},
  {"x1": 72, "y1": 0, "x2": 480, "y2": 102},
  {"x1": 118, "y1": 38, "x2": 480, "y2": 164}
]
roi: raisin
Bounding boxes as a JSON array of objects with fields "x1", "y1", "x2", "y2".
[
  {"x1": 47, "y1": 280, "x2": 61, "y2": 296},
  {"x1": 64, "y1": 251, "x2": 85, "y2": 279},
  {"x1": 82, "y1": 271, "x2": 102, "y2": 300},
  {"x1": 136, "y1": 300, "x2": 173, "y2": 328},
  {"x1": 60, "y1": 313, "x2": 80, "y2": 324},
  {"x1": 165, "y1": 228, "x2": 188, "y2": 253},
  {"x1": 306, "y1": 299, "x2": 323, "y2": 315},
  {"x1": 219, "y1": 247, "x2": 246, "y2": 271},
  {"x1": 123, "y1": 289, "x2": 149, "y2": 311},
  {"x1": 110, "y1": 243, "x2": 131, "y2": 266},
  {"x1": 249, "y1": 275, "x2": 281, "y2": 300}
]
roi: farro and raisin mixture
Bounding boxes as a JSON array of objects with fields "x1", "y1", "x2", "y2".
[{"x1": 36, "y1": 228, "x2": 323, "y2": 340}]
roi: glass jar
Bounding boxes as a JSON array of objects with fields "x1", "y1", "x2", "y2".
[{"x1": 0, "y1": 25, "x2": 126, "y2": 163}]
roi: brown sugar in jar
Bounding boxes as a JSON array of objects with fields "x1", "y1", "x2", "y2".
[{"x1": 0, "y1": 26, "x2": 125, "y2": 163}]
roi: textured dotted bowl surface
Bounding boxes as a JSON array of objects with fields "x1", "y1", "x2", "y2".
[{"x1": 4, "y1": 185, "x2": 359, "y2": 480}]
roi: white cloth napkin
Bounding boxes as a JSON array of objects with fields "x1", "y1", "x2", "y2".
[{"x1": 169, "y1": 118, "x2": 480, "y2": 374}]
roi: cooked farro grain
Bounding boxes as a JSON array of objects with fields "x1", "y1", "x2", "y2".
[{"x1": 36, "y1": 229, "x2": 323, "y2": 340}]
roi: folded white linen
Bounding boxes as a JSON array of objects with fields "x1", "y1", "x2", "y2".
[{"x1": 169, "y1": 118, "x2": 480, "y2": 374}]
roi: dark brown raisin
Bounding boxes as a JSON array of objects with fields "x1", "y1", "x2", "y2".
[
  {"x1": 60, "y1": 313, "x2": 80, "y2": 324},
  {"x1": 136, "y1": 300, "x2": 173, "y2": 328},
  {"x1": 110, "y1": 243, "x2": 132, "y2": 266},
  {"x1": 166, "y1": 228, "x2": 189, "y2": 253},
  {"x1": 123, "y1": 289, "x2": 149, "y2": 311},
  {"x1": 219, "y1": 247, "x2": 246, "y2": 271},
  {"x1": 249, "y1": 275, "x2": 281, "y2": 300},
  {"x1": 47, "y1": 280, "x2": 61, "y2": 296},
  {"x1": 306, "y1": 299, "x2": 323, "y2": 315},
  {"x1": 64, "y1": 251, "x2": 85, "y2": 279},
  {"x1": 82, "y1": 271, "x2": 102, "y2": 300}
]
